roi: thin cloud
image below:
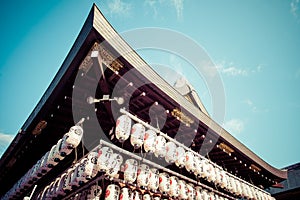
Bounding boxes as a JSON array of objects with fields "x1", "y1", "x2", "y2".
[
  {"x1": 144, "y1": 0, "x2": 184, "y2": 21},
  {"x1": 144, "y1": 0, "x2": 159, "y2": 19},
  {"x1": 170, "y1": 0, "x2": 184, "y2": 20},
  {"x1": 108, "y1": 0, "x2": 132, "y2": 17},
  {"x1": 244, "y1": 99, "x2": 258, "y2": 112},
  {"x1": 0, "y1": 132, "x2": 14, "y2": 157},
  {"x1": 291, "y1": 0, "x2": 299, "y2": 18},
  {"x1": 223, "y1": 119, "x2": 244, "y2": 136},
  {"x1": 243, "y1": 99, "x2": 269, "y2": 113},
  {"x1": 216, "y1": 61, "x2": 263, "y2": 77}
]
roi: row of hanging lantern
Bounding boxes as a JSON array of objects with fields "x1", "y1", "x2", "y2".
[
  {"x1": 104, "y1": 182, "x2": 229, "y2": 200},
  {"x1": 115, "y1": 113, "x2": 275, "y2": 200},
  {"x1": 1, "y1": 119, "x2": 84, "y2": 200},
  {"x1": 35, "y1": 142, "x2": 233, "y2": 200}
]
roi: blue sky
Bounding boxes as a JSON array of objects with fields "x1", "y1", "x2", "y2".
[{"x1": 0, "y1": 0, "x2": 299, "y2": 169}]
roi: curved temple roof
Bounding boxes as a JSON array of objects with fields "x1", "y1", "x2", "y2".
[{"x1": 0, "y1": 4, "x2": 287, "y2": 196}]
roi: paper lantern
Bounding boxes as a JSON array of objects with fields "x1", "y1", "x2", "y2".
[
  {"x1": 61, "y1": 125, "x2": 83, "y2": 149},
  {"x1": 178, "y1": 180, "x2": 188, "y2": 200},
  {"x1": 115, "y1": 115, "x2": 131, "y2": 143},
  {"x1": 106, "y1": 153, "x2": 123, "y2": 178},
  {"x1": 185, "y1": 151, "x2": 196, "y2": 173},
  {"x1": 123, "y1": 159, "x2": 138, "y2": 184},
  {"x1": 165, "y1": 141, "x2": 177, "y2": 163},
  {"x1": 148, "y1": 168, "x2": 159, "y2": 191},
  {"x1": 175, "y1": 146, "x2": 186, "y2": 168},
  {"x1": 137, "y1": 164, "x2": 150, "y2": 188},
  {"x1": 154, "y1": 135, "x2": 166, "y2": 158},
  {"x1": 97, "y1": 147, "x2": 113, "y2": 172},
  {"x1": 169, "y1": 176, "x2": 180, "y2": 198},
  {"x1": 158, "y1": 172, "x2": 170, "y2": 194},
  {"x1": 187, "y1": 183, "x2": 196, "y2": 200},
  {"x1": 87, "y1": 185, "x2": 102, "y2": 200},
  {"x1": 105, "y1": 184, "x2": 120, "y2": 200},
  {"x1": 120, "y1": 187, "x2": 132, "y2": 200},
  {"x1": 143, "y1": 129, "x2": 157, "y2": 153},
  {"x1": 130, "y1": 123, "x2": 145, "y2": 149}
]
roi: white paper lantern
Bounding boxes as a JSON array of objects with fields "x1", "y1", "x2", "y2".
[
  {"x1": 206, "y1": 163, "x2": 216, "y2": 183},
  {"x1": 154, "y1": 135, "x2": 166, "y2": 158},
  {"x1": 37, "y1": 151, "x2": 51, "y2": 175},
  {"x1": 137, "y1": 164, "x2": 150, "y2": 188},
  {"x1": 105, "y1": 184, "x2": 120, "y2": 200},
  {"x1": 69, "y1": 163, "x2": 80, "y2": 187},
  {"x1": 165, "y1": 141, "x2": 177, "y2": 163},
  {"x1": 187, "y1": 183, "x2": 195, "y2": 200},
  {"x1": 61, "y1": 125, "x2": 83, "y2": 149},
  {"x1": 201, "y1": 189, "x2": 209, "y2": 200},
  {"x1": 120, "y1": 187, "x2": 132, "y2": 200},
  {"x1": 132, "y1": 190, "x2": 142, "y2": 200},
  {"x1": 195, "y1": 186, "x2": 203, "y2": 200},
  {"x1": 158, "y1": 172, "x2": 170, "y2": 194},
  {"x1": 115, "y1": 115, "x2": 131, "y2": 142},
  {"x1": 143, "y1": 129, "x2": 157, "y2": 153},
  {"x1": 47, "y1": 144, "x2": 60, "y2": 168},
  {"x1": 86, "y1": 151, "x2": 100, "y2": 179},
  {"x1": 97, "y1": 147, "x2": 113, "y2": 172},
  {"x1": 193, "y1": 156, "x2": 203, "y2": 178},
  {"x1": 148, "y1": 168, "x2": 159, "y2": 191},
  {"x1": 175, "y1": 146, "x2": 186, "y2": 168},
  {"x1": 123, "y1": 159, "x2": 138, "y2": 184},
  {"x1": 142, "y1": 193, "x2": 152, "y2": 200},
  {"x1": 56, "y1": 173, "x2": 67, "y2": 196},
  {"x1": 106, "y1": 153, "x2": 123, "y2": 178},
  {"x1": 130, "y1": 123, "x2": 145, "y2": 149},
  {"x1": 178, "y1": 180, "x2": 188, "y2": 200},
  {"x1": 168, "y1": 176, "x2": 180, "y2": 198},
  {"x1": 74, "y1": 158, "x2": 89, "y2": 186},
  {"x1": 87, "y1": 185, "x2": 102, "y2": 200},
  {"x1": 185, "y1": 151, "x2": 196, "y2": 173}
]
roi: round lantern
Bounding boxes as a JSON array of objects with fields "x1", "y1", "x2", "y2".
[
  {"x1": 132, "y1": 190, "x2": 142, "y2": 200},
  {"x1": 106, "y1": 153, "x2": 123, "y2": 178},
  {"x1": 195, "y1": 186, "x2": 202, "y2": 200},
  {"x1": 202, "y1": 159, "x2": 210, "y2": 179},
  {"x1": 105, "y1": 184, "x2": 120, "y2": 200},
  {"x1": 143, "y1": 193, "x2": 152, "y2": 200},
  {"x1": 175, "y1": 146, "x2": 186, "y2": 168},
  {"x1": 87, "y1": 185, "x2": 102, "y2": 200},
  {"x1": 185, "y1": 151, "x2": 196, "y2": 173},
  {"x1": 62, "y1": 168, "x2": 73, "y2": 193},
  {"x1": 137, "y1": 164, "x2": 150, "y2": 188},
  {"x1": 75, "y1": 158, "x2": 89, "y2": 186},
  {"x1": 86, "y1": 151, "x2": 100, "y2": 179},
  {"x1": 56, "y1": 173, "x2": 67, "y2": 196},
  {"x1": 154, "y1": 135, "x2": 166, "y2": 158},
  {"x1": 130, "y1": 123, "x2": 145, "y2": 149},
  {"x1": 158, "y1": 172, "x2": 170, "y2": 194},
  {"x1": 178, "y1": 180, "x2": 188, "y2": 200},
  {"x1": 169, "y1": 176, "x2": 180, "y2": 198},
  {"x1": 120, "y1": 187, "x2": 131, "y2": 200},
  {"x1": 97, "y1": 147, "x2": 113, "y2": 172},
  {"x1": 115, "y1": 115, "x2": 131, "y2": 143},
  {"x1": 201, "y1": 189, "x2": 209, "y2": 200},
  {"x1": 61, "y1": 125, "x2": 83, "y2": 149},
  {"x1": 187, "y1": 183, "x2": 195, "y2": 200},
  {"x1": 148, "y1": 168, "x2": 159, "y2": 192},
  {"x1": 206, "y1": 163, "x2": 216, "y2": 183},
  {"x1": 123, "y1": 159, "x2": 138, "y2": 184},
  {"x1": 193, "y1": 156, "x2": 203, "y2": 178},
  {"x1": 143, "y1": 129, "x2": 157, "y2": 153},
  {"x1": 165, "y1": 141, "x2": 177, "y2": 163}
]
